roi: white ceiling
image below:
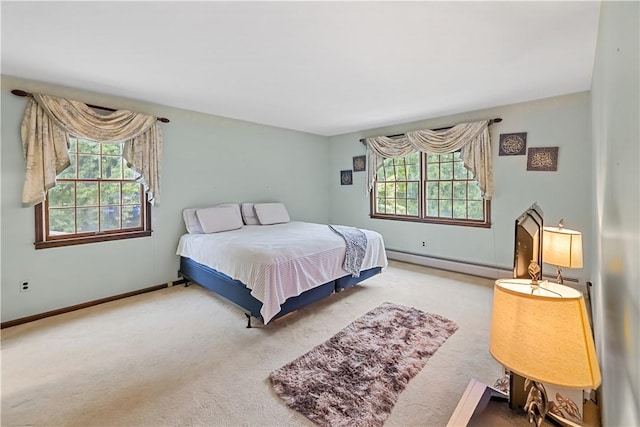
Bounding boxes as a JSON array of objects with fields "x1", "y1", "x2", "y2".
[{"x1": 1, "y1": 1, "x2": 601, "y2": 136}]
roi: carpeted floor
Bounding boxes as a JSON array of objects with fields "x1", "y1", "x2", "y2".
[{"x1": 1, "y1": 260, "x2": 503, "y2": 426}]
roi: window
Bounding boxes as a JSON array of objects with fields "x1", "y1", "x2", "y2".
[
  {"x1": 35, "y1": 137, "x2": 152, "y2": 249},
  {"x1": 371, "y1": 151, "x2": 491, "y2": 227}
]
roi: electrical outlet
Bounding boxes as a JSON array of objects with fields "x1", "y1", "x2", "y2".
[
  {"x1": 20, "y1": 281, "x2": 30, "y2": 292},
  {"x1": 422, "y1": 241, "x2": 426, "y2": 247}
]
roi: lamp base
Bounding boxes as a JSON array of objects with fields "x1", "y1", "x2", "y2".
[
  {"x1": 509, "y1": 372, "x2": 528, "y2": 410},
  {"x1": 555, "y1": 266, "x2": 564, "y2": 284}
]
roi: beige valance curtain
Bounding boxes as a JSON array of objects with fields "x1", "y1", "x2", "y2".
[
  {"x1": 20, "y1": 93, "x2": 163, "y2": 207},
  {"x1": 365, "y1": 120, "x2": 493, "y2": 199}
]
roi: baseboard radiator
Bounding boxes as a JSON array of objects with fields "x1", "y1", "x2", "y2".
[{"x1": 386, "y1": 249, "x2": 583, "y2": 287}]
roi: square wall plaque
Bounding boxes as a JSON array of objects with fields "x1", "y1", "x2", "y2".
[
  {"x1": 353, "y1": 155, "x2": 366, "y2": 172},
  {"x1": 340, "y1": 170, "x2": 353, "y2": 185},
  {"x1": 527, "y1": 147, "x2": 559, "y2": 171}
]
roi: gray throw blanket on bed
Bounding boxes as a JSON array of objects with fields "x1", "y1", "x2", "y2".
[{"x1": 329, "y1": 225, "x2": 368, "y2": 278}]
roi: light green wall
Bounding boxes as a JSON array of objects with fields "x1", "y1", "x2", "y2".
[
  {"x1": 1, "y1": 75, "x2": 331, "y2": 322},
  {"x1": 590, "y1": 1, "x2": 639, "y2": 426},
  {"x1": 328, "y1": 92, "x2": 593, "y2": 278}
]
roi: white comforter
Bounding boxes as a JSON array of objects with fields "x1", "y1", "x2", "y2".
[{"x1": 176, "y1": 221, "x2": 388, "y2": 323}]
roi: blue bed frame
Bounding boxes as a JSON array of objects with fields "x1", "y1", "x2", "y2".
[{"x1": 179, "y1": 256, "x2": 382, "y2": 327}]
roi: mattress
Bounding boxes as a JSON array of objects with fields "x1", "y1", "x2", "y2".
[{"x1": 176, "y1": 221, "x2": 388, "y2": 323}]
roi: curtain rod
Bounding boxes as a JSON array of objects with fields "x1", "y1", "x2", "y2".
[
  {"x1": 359, "y1": 117, "x2": 502, "y2": 145},
  {"x1": 11, "y1": 89, "x2": 170, "y2": 123}
]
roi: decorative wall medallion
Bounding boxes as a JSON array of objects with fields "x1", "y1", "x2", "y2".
[
  {"x1": 353, "y1": 155, "x2": 366, "y2": 172},
  {"x1": 527, "y1": 147, "x2": 559, "y2": 171},
  {"x1": 340, "y1": 170, "x2": 353, "y2": 185},
  {"x1": 499, "y1": 132, "x2": 527, "y2": 156}
]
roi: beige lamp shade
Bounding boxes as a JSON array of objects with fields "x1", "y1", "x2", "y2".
[
  {"x1": 489, "y1": 279, "x2": 601, "y2": 389},
  {"x1": 543, "y1": 227, "x2": 583, "y2": 268}
]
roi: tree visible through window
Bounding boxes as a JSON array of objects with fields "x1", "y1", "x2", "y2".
[
  {"x1": 371, "y1": 151, "x2": 491, "y2": 227},
  {"x1": 35, "y1": 137, "x2": 152, "y2": 249}
]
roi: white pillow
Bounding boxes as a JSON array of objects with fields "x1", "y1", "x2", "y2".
[
  {"x1": 195, "y1": 205, "x2": 243, "y2": 233},
  {"x1": 183, "y1": 203, "x2": 242, "y2": 234},
  {"x1": 254, "y1": 203, "x2": 290, "y2": 225},
  {"x1": 182, "y1": 208, "x2": 204, "y2": 234},
  {"x1": 241, "y1": 203, "x2": 259, "y2": 225},
  {"x1": 217, "y1": 203, "x2": 242, "y2": 220}
]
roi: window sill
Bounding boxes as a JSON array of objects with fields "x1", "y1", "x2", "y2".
[
  {"x1": 35, "y1": 230, "x2": 152, "y2": 249},
  {"x1": 371, "y1": 214, "x2": 491, "y2": 228}
]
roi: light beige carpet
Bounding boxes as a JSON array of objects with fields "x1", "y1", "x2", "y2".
[{"x1": 1, "y1": 260, "x2": 503, "y2": 426}]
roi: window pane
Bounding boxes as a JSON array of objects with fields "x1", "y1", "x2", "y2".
[
  {"x1": 440, "y1": 153, "x2": 453, "y2": 162},
  {"x1": 76, "y1": 182, "x2": 98, "y2": 206},
  {"x1": 440, "y1": 162, "x2": 453, "y2": 180},
  {"x1": 376, "y1": 198, "x2": 386, "y2": 214},
  {"x1": 453, "y1": 182, "x2": 467, "y2": 200},
  {"x1": 453, "y1": 200, "x2": 467, "y2": 219},
  {"x1": 48, "y1": 183, "x2": 75, "y2": 207},
  {"x1": 77, "y1": 207, "x2": 99, "y2": 232},
  {"x1": 395, "y1": 199, "x2": 407, "y2": 215},
  {"x1": 396, "y1": 182, "x2": 406, "y2": 198},
  {"x1": 122, "y1": 183, "x2": 141, "y2": 205},
  {"x1": 385, "y1": 165, "x2": 395, "y2": 180},
  {"x1": 78, "y1": 155, "x2": 100, "y2": 179},
  {"x1": 426, "y1": 163, "x2": 439, "y2": 180},
  {"x1": 468, "y1": 182, "x2": 482, "y2": 200},
  {"x1": 427, "y1": 199, "x2": 438, "y2": 216},
  {"x1": 68, "y1": 138, "x2": 77, "y2": 153},
  {"x1": 101, "y1": 206, "x2": 121, "y2": 230},
  {"x1": 426, "y1": 153, "x2": 439, "y2": 163},
  {"x1": 387, "y1": 183, "x2": 396, "y2": 198},
  {"x1": 454, "y1": 161, "x2": 468, "y2": 180},
  {"x1": 100, "y1": 182, "x2": 121, "y2": 205},
  {"x1": 426, "y1": 182, "x2": 439, "y2": 200},
  {"x1": 376, "y1": 183, "x2": 386, "y2": 198},
  {"x1": 407, "y1": 163, "x2": 420, "y2": 180},
  {"x1": 58, "y1": 155, "x2": 77, "y2": 179},
  {"x1": 407, "y1": 199, "x2": 419, "y2": 216},
  {"x1": 407, "y1": 182, "x2": 418, "y2": 198},
  {"x1": 468, "y1": 201, "x2": 484, "y2": 220},
  {"x1": 77, "y1": 139, "x2": 100, "y2": 154},
  {"x1": 102, "y1": 156, "x2": 122, "y2": 179},
  {"x1": 49, "y1": 208, "x2": 75, "y2": 234},
  {"x1": 439, "y1": 181, "x2": 452, "y2": 199},
  {"x1": 123, "y1": 206, "x2": 141, "y2": 228},
  {"x1": 439, "y1": 200, "x2": 452, "y2": 217},
  {"x1": 396, "y1": 165, "x2": 407, "y2": 180},
  {"x1": 102, "y1": 142, "x2": 122, "y2": 155},
  {"x1": 385, "y1": 199, "x2": 395, "y2": 214}
]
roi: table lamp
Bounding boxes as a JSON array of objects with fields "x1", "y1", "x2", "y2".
[
  {"x1": 543, "y1": 220, "x2": 583, "y2": 284},
  {"x1": 489, "y1": 279, "x2": 601, "y2": 427}
]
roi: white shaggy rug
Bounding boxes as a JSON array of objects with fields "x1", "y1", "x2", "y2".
[{"x1": 269, "y1": 302, "x2": 458, "y2": 426}]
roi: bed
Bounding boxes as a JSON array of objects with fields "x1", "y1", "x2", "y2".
[{"x1": 176, "y1": 219, "x2": 388, "y2": 327}]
